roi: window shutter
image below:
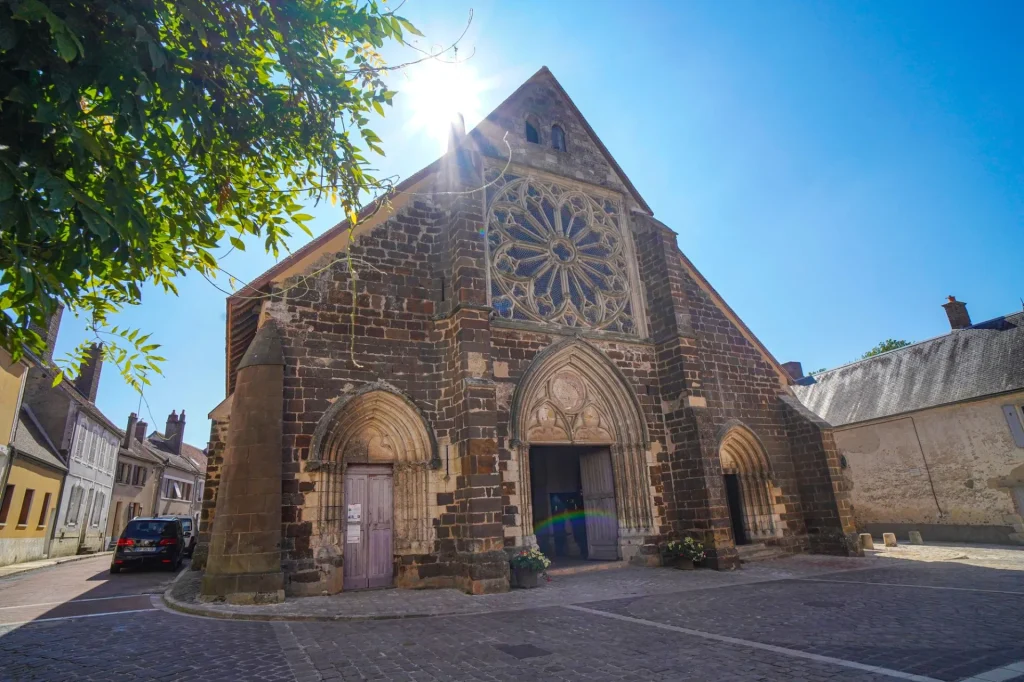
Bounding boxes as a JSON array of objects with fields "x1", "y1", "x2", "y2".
[{"x1": 1004, "y1": 405, "x2": 1024, "y2": 448}]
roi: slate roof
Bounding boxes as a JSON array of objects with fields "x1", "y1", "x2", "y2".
[
  {"x1": 146, "y1": 431, "x2": 205, "y2": 475},
  {"x1": 11, "y1": 407, "x2": 67, "y2": 472},
  {"x1": 792, "y1": 311, "x2": 1024, "y2": 427}
]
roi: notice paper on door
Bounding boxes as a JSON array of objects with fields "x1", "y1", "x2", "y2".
[
  {"x1": 347, "y1": 524, "x2": 361, "y2": 543},
  {"x1": 347, "y1": 503, "x2": 361, "y2": 523}
]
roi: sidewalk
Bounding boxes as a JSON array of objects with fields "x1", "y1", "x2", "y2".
[
  {"x1": 165, "y1": 553, "x2": 872, "y2": 622},
  {"x1": 0, "y1": 551, "x2": 112, "y2": 579}
]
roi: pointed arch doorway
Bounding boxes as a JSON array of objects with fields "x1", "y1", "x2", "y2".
[
  {"x1": 511, "y1": 340, "x2": 652, "y2": 563},
  {"x1": 718, "y1": 424, "x2": 781, "y2": 545}
]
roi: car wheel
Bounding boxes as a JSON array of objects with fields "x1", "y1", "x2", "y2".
[{"x1": 109, "y1": 566, "x2": 121, "y2": 574}]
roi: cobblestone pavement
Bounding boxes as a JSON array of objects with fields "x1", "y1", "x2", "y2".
[{"x1": 1, "y1": 546, "x2": 1023, "y2": 681}]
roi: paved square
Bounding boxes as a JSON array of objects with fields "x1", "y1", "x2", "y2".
[{"x1": 0, "y1": 546, "x2": 1022, "y2": 681}]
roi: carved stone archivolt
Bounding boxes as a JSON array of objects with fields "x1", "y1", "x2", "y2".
[
  {"x1": 485, "y1": 170, "x2": 644, "y2": 335},
  {"x1": 718, "y1": 423, "x2": 782, "y2": 541},
  {"x1": 309, "y1": 387, "x2": 437, "y2": 554},
  {"x1": 511, "y1": 339, "x2": 652, "y2": 536}
]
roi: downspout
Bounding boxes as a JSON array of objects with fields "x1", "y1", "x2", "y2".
[
  {"x1": 45, "y1": 458, "x2": 68, "y2": 558},
  {"x1": 908, "y1": 416, "x2": 943, "y2": 517},
  {"x1": 152, "y1": 458, "x2": 169, "y2": 516}
]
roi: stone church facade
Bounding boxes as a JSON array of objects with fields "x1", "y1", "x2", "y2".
[{"x1": 197, "y1": 67, "x2": 858, "y2": 603}]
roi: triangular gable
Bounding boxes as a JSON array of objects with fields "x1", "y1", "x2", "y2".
[{"x1": 469, "y1": 66, "x2": 652, "y2": 215}]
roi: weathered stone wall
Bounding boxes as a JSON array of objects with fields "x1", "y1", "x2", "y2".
[
  {"x1": 780, "y1": 396, "x2": 859, "y2": 555},
  {"x1": 834, "y1": 392, "x2": 1024, "y2": 544},
  {"x1": 208, "y1": 69, "x2": 858, "y2": 595}
]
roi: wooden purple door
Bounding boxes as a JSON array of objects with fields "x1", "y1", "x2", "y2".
[
  {"x1": 580, "y1": 448, "x2": 619, "y2": 560},
  {"x1": 343, "y1": 465, "x2": 393, "y2": 590}
]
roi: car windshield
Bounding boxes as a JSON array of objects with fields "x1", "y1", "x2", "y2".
[{"x1": 124, "y1": 520, "x2": 176, "y2": 538}]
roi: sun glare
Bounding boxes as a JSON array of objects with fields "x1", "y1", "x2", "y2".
[{"x1": 399, "y1": 59, "x2": 490, "y2": 153}]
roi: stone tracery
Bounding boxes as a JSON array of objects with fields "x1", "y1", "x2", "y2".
[
  {"x1": 511, "y1": 340, "x2": 653, "y2": 541},
  {"x1": 485, "y1": 173, "x2": 640, "y2": 334}
]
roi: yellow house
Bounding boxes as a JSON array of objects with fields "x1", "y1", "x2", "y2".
[
  {"x1": 0, "y1": 347, "x2": 30, "y2": 480},
  {"x1": 0, "y1": 407, "x2": 67, "y2": 566}
]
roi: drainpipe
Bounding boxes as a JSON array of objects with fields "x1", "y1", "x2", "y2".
[{"x1": 908, "y1": 416, "x2": 943, "y2": 517}]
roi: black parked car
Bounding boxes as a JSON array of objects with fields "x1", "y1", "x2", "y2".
[{"x1": 110, "y1": 517, "x2": 185, "y2": 573}]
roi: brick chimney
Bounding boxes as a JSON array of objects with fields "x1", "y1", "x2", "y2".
[
  {"x1": 942, "y1": 295, "x2": 972, "y2": 330},
  {"x1": 135, "y1": 419, "x2": 148, "y2": 444},
  {"x1": 28, "y1": 304, "x2": 64, "y2": 363},
  {"x1": 72, "y1": 343, "x2": 103, "y2": 402},
  {"x1": 165, "y1": 410, "x2": 185, "y2": 456},
  {"x1": 781, "y1": 362, "x2": 804, "y2": 381},
  {"x1": 124, "y1": 412, "x2": 138, "y2": 449}
]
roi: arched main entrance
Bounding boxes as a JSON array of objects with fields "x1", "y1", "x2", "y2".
[
  {"x1": 308, "y1": 386, "x2": 438, "y2": 591},
  {"x1": 718, "y1": 423, "x2": 780, "y2": 544},
  {"x1": 510, "y1": 340, "x2": 652, "y2": 562}
]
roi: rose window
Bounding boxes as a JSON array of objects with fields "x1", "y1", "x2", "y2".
[{"x1": 486, "y1": 174, "x2": 637, "y2": 334}]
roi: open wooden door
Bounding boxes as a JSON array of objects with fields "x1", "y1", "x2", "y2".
[
  {"x1": 579, "y1": 448, "x2": 619, "y2": 560},
  {"x1": 343, "y1": 465, "x2": 394, "y2": 590}
]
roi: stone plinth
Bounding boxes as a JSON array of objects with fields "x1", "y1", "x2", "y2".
[
  {"x1": 202, "y1": 321, "x2": 285, "y2": 605},
  {"x1": 883, "y1": 532, "x2": 898, "y2": 547},
  {"x1": 859, "y1": 533, "x2": 874, "y2": 550},
  {"x1": 908, "y1": 530, "x2": 923, "y2": 545}
]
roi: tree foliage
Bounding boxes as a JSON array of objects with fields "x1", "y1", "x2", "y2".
[
  {"x1": 0, "y1": 0, "x2": 420, "y2": 390},
  {"x1": 862, "y1": 338, "x2": 912, "y2": 358}
]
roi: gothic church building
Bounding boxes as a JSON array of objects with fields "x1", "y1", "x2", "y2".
[{"x1": 198, "y1": 68, "x2": 857, "y2": 603}]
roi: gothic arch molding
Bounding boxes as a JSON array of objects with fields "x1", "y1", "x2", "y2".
[
  {"x1": 511, "y1": 337, "x2": 648, "y2": 447},
  {"x1": 310, "y1": 382, "x2": 439, "y2": 468},
  {"x1": 510, "y1": 338, "x2": 652, "y2": 537},
  {"x1": 308, "y1": 384, "x2": 438, "y2": 555},
  {"x1": 717, "y1": 420, "x2": 772, "y2": 476},
  {"x1": 716, "y1": 421, "x2": 782, "y2": 542}
]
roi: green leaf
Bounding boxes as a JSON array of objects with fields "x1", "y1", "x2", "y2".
[{"x1": 54, "y1": 30, "x2": 78, "y2": 61}]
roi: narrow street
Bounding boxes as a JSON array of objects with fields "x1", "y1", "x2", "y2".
[
  {"x1": 1, "y1": 547, "x2": 1024, "y2": 681},
  {"x1": 0, "y1": 554, "x2": 174, "y2": 628}
]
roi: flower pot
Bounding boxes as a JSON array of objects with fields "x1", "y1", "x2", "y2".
[
  {"x1": 511, "y1": 566, "x2": 540, "y2": 588},
  {"x1": 673, "y1": 557, "x2": 695, "y2": 570}
]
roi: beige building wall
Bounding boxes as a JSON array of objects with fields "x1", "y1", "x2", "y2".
[
  {"x1": 0, "y1": 349, "x2": 28, "y2": 446},
  {"x1": 107, "y1": 456, "x2": 160, "y2": 540},
  {"x1": 835, "y1": 391, "x2": 1024, "y2": 544}
]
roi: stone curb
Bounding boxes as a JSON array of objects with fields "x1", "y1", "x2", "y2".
[
  {"x1": 0, "y1": 551, "x2": 114, "y2": 579},
  {"x1": 160, "y1": 569, "x2": 441, "y2": 622}
]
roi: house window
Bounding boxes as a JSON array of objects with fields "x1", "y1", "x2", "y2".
[
  {"x1": 551, "y1": 124, "x2": 566, "y2": 151},
  {"x1": 163, "y1": 478, "x2": 189, "y2": 500},
  {"x1": 91, "y1": 493, "x2": 104, "y2": 527},
  {"x1": 0, "y1": 484, "x2": 14, "y2": 525},
  {"x1": 525, "y1": 120, "x2": 539, "y2": 144},
  {"x1": 132, "y1": 465, "x2": 147, "y2": 486},
  {"x1": 116, "y1": 462, "x2": 130, "y2": 484},
  {"x1": 17, "y1": 489, "x2": 34, "y2": 527},
  {"x1": 37, "y1": 493, "x2": 52, "y2": 529},
  {"x1": 66, "y1": 485, "x2": 82, "y2": 526}
]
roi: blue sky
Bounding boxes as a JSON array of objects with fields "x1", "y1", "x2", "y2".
[{"x1": 55, "y1": 0, "x2": 1024, "y2": 446}]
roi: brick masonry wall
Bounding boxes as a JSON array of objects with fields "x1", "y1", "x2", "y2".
[
  {"x1": 781, "y1": 395, "x2": 860, "y2": 555},
  {"x1": 207, "y1": 71, "x2": 856, "y2": 593}
]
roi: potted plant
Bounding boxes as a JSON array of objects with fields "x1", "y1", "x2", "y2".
[
  {"x1": 509, "y1": 548, "x2": 551, "y2": 588},
  {"x1": 662, "y1": 537, "x2": 705, "y2": 570}
]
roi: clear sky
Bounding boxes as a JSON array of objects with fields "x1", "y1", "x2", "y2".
[{"x1": 55, "y1": 0, "x2": 1024, "y2": 448}]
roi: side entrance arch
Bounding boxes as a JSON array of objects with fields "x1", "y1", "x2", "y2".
[
  {"x1": 718, "y1": 422, "x2": 782, "y2": 545},
  {"x1": 308, "y1": 386, "x2": 437, "y2": 591},
  {"x1": 510, "y1": 339, "x2": 652, "y2": 562}
]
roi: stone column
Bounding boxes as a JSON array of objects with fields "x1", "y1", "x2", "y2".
[{"x1": 201, "y1": 321, "x2": 286, "y2": 604}]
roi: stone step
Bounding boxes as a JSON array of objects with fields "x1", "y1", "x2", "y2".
[{"x1": 735, "y1": 543, "x2": 786, "y2": 563}]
